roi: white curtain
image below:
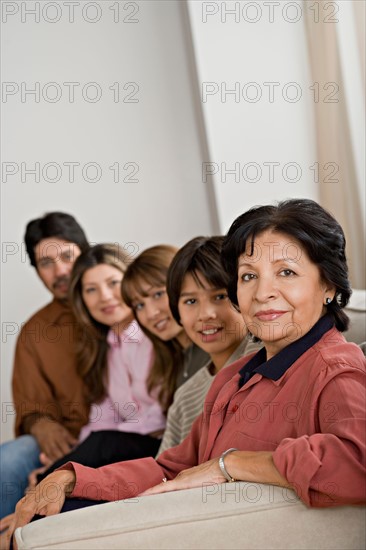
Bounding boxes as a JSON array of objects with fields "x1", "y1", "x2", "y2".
[{"x1": 304, "y1": 0, "x2": 365, "y2": 288}]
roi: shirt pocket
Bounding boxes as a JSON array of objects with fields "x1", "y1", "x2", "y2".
[{"x1": 231, "y1": 430, "x2": 278, "y2": 452}]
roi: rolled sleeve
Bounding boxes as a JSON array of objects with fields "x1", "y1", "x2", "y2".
[
  {"x1": 273, "y1": 369, "x2": 366, "y2": 507},
  {"x1": 60, "y1": 458, "x2": 165, "y2": 502}
]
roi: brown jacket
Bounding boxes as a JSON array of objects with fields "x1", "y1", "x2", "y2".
[{"x1": 12, "y1": 299, "x2": 89, "y2": 437}]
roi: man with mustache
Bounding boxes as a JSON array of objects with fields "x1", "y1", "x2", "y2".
[{"x1": 0, "y1": 212, "x2": 90, "y2": 521}]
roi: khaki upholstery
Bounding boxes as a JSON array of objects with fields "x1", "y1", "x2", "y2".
[
  {"x1": 15, "y1": 484, "x2": 366, "y2": 550},
  {"x1": 344, "y1": 289, "x2": 366, "y2": 345}
]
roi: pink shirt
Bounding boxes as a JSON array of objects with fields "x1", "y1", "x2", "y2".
[{"x1": 79, "y1": 321, "x2": 166, "y2": 441}]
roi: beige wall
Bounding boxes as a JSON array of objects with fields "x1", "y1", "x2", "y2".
[{"x1": 188, "y1": 0, "x2": 319, "y2": 231}]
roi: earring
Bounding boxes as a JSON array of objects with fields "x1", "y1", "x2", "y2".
[{"x1": 325, "y1": 297, "x2": 332, "y2": 305}]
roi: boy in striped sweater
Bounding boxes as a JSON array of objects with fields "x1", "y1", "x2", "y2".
[{"x1": 157, "y1": 236, "x2": 260, "y2": 455}]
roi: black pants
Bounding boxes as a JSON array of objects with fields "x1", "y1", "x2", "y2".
[{"x1": 37, "y1": 430, "x2": 161, "y2": 483}]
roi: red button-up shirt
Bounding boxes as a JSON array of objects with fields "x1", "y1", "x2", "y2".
[{"x1": 68, "y1": 326, "x2": 366, "y2": 507}]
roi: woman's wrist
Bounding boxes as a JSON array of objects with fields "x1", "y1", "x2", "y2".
[
  {"x1": 222, "y1": 450, "x2": 240, "y2": 481},
  {"x1": 48, "y1": 469, "x2": 76, "y2": 497},
  {"x1": 218, "y1": 448, "x2": 238, "y2": 482},
  {"x1": 223, "y1": 450, "x2": 289, "y2": 487}
]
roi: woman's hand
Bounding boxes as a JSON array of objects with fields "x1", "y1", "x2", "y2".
[
  {"x1": 27, "y1": 466, "x2": 48, "y2": 493},
  {"x1": 141, "y1": 451, "x2": 290, "y2": 498},
  {"x1": 0, "y1": 514, "x2": 14, "y2": 550},
  {"x1": 0, "y1": 514, "x2": 14, "y2": 535},
  {"x1": 140, "y1": 458, "x2": 226, "y2": 496},
  {"x1": 27, "y1": 453, "x2": 52, "y2": 491},
  {"x1": 5, "y1": 470, "x2": 76, "y2": 550}
]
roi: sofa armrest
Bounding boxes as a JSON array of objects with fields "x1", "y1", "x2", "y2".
[{"x1": 15, "y1": 483, "x2": 366, "y2": 549}]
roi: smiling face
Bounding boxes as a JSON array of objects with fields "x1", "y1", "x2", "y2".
[
  {"x1": 178, "y1": 272, "x2": 246, "y2": 370},
  {"x1": 81, "y1": 264, "x2": 133, "y2": 330},
  {"x1": 35, "y1": 237, "x2": 81, "y2": 300},
  {"x1": 131, "y1": 280, "x2": 186, "y2": 343},
  {"x1": 236, "y1": 230, "x2": 334, "y2": 359}
]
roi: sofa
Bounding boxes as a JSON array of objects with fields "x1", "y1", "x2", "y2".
[
  {"x1": 15, "y1": 293, "x2": 366, "y2": 550},
  {"x1": 15, "y1": 483, "x2": 366, "y2": 550},
  {"x1": 344, "y1": 289, "x2": 366, "y2": 347}
]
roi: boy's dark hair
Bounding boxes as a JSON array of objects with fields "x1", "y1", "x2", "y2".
[
  {"x1": 167, "y1": 236, "x2": 227, "y2": 325},
  {"x1": 221, "y1": 198, "x2": 351, "y2": 332},
  {"x1": 25, "y1": 212, "x2": 89, "y2": 267}
]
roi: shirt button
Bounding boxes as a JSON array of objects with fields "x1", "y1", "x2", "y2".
[{"x1": 231, "y1": 404, "x2": 239, "y2": 413}]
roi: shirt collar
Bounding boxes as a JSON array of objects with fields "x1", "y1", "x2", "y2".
[{"x1": 238, "y1": 315, "x2": 334, "y2": 388}]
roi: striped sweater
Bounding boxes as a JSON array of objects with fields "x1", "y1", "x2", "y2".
[{"x1": 157, "y1": 336, "x2": 261, "y2": 456}]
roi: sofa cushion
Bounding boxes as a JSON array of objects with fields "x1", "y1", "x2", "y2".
[
  {"x1": 15, "y1": 483, "x2": 366, "y2": 549},
  {"x1": 344, "y1": 289, "x2": 366, "y2": 345}
]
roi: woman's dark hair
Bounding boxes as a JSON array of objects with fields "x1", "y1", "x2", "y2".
[
  {"x1": 25, "y1": 212, "x2": 89, "y2": 267},
  {"x1": 122, "y1": 245, "x2": 181, "y2": 413},
  {"x1": 69, "y1": 243, "x2": 130, "y2": 405},
  {"x1": 167, "y1": 236, "x2": 227, "y2": 324},
  {"x1": 221, "y1": 199, "x2": 351, "y2": 332}
]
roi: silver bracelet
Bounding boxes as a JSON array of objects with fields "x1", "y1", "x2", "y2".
[{"x1": 218, "y1": 448, "x2": 238, "y2": 482}]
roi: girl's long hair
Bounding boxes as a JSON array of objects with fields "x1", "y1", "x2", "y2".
[
  {"x1": 69, "y1": 243, "x2": 130, "y2": 405},
  {"x1": 122, "y1": 245, "x2": 183, "y2": 414}
]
